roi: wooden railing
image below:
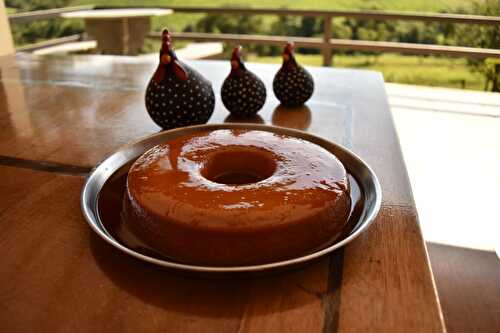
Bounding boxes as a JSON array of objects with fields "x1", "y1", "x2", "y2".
[
  {"x1": 157, "y1": 6, "x2": 500, "y2": 25},
  {"x1": 8, "y1": 5, "x2": 94, "y2": 24},
  {"x1": 141, "y1": 6, "x2": 500, "y2": 65},
  {"x1": 16, "y1": 34, "x2": 84, "y2": 52},
  {"x1": 8, "y1": 5, "x2": 500, "y2": 66}
]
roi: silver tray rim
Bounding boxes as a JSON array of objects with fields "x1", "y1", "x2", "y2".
[{"x1": 81, "y1": 123, "x2": 382, "y2": 273}]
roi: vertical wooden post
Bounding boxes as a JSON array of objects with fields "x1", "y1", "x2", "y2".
[
  {"x1": 0, "y1": 0, "x2": 15, "y2": 56},
  {"x1": 322, "y1": 15, "x2": 332, "y2": 67},
  {"x1": 122, "y1": 18, "x2": 129, "y2": 55}
]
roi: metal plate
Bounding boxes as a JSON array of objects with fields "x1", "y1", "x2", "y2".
[{"x1": 81, "y1": 124, "x2": 381, "y2": 274}]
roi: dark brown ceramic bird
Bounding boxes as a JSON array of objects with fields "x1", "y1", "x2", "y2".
[
  {"x1": 273, "y1": 42, "x2": 314, "y2": 107},
  {"x1": 221, "y1": 46, "x2": 266, "y2": 116},
  {"x1": 145, "y1": 29, "x2": 215, "y2": 129}
]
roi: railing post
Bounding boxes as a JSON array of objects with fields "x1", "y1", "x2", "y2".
[
  {"x1": 322, "y1": 15, "x2": 332, "y2": 67},
  {"x1": 0, "y1": 0, "x2": 14, "y2": 56}
]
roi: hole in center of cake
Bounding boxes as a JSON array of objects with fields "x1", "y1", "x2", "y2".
[
  {"x1": 210, "y1": 171, "x2": 264, "y2": 185},
  {"x1": 201, "y1": 148, "x2": 277, "y2": 185}
]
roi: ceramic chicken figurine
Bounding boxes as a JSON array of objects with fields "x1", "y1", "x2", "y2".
[
  {"x1": 221, "y1": 46, "x2": 267, "y2": 116},
  {"x1": 273, "y1": 42, "x2": 314, "y2": 107},
  {"x1": 145, "y1": 29, "x2": 215, "y2": 129}
]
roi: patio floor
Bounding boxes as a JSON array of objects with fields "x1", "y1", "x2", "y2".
[
  {"x1": 387, "y1": 83, "x2": 500, "y2": 253},
  {"x1": 386, "y1": 83, "x2": 500, "y2": 333}
]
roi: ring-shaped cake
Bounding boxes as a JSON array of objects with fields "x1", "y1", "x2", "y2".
[{"x1": 124, "y1": 129, "x2": 351, "y2": 265}]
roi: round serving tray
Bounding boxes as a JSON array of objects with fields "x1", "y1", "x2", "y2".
[{"x1": 81, "y1": 124, "x2": 381, "y2": 274}]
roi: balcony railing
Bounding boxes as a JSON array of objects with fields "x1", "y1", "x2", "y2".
[{"x1": 8, "y1": 5, "x2": 500, "y2": 66}]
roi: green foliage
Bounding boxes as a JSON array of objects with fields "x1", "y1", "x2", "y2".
[
  {"x1": 460, "y1": 0, "x2": 500, "y2": 49},
  {"x1": 190, "y1": 14, "x2": 263, "y2": 35},
  {"x1": 270, "y1": 16, "x2": 323, "y2": 54},
  {"x1": 331, "y1": 18, "x2": 352, "y2": 39},
  {"x1": 8, "y1": 0, "x2": 84, "y2": 46},
  {"x1": 248, "y1": 53, "x2": 485, "y2": 90},
  {"x1": 481, "y1": 58, "x2": 500, "y2": 91},
  {"x1": 69, "y1": 0, "x2": 468, "y2": 13},
  {"x1": 6, "y1": 0, "x2": 70, "y2": 10},
  {"x1": 455, "y1": 0, "x2": 500, "y2": 91},
  {"x1": 6, "y1": 0, "x2": 497, "y2": 91},
  {"x1": 184, "y1": 13, "x2": 266, "y2": 57},
  {"x1": 188, "y1": 12, "x2": 466, "y2": 58},
  {"x1": 11, "y1": 18, "x2": 84, "y2": 46}
]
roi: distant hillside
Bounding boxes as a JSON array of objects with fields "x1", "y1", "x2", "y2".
[
  {"x1": 70, "y1": 0, "x2": 469, "y2": 13},
  {"x1": 8, "y1": 0, "x2": 497, "y2": 91}
]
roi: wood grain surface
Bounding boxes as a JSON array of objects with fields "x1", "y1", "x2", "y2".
[
  {"x1": 0, "y1": 54, "x2": 445, "y2": 332},
  {"x1": 427, "y1": 242, "x2": 500, "y2": 333}
]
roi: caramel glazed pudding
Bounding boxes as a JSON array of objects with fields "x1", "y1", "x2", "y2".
[{"x1": 124, "y1": 129, "x2": 351, "y2": 266}]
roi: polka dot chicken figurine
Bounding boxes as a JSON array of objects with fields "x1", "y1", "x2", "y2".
[
  {"x1": 145, "y1": 29, "x2": 215, "y2": 129},
  {"x1": 273, "y1": 42, "x2": 314, "y2": 107},
  {"x1": 221, "y1": 46, "x2": 266, "y2": 116}
]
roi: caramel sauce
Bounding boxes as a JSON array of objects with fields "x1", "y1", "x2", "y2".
[
  {"x1": 100, "y1": 130, "x2": 358, "y2": 265},
  {"x1": 97, "y1": 163, "x2": 364, "y2": 263},
  {"x1": 127, "y1": 130, "x2": 350, "y2": 230},
  {"x1": 211, "y1": 171, "x2": 265, "y2": 185}
]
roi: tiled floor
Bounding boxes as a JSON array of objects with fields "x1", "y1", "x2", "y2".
[{"x1": 386, "y1": 83, "x2": 500, "y2": 332}]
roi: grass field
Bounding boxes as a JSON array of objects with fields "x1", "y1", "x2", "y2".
[
  {"x1": 17, "y1": 0, "x2": 483, "y2": 90},
  {"x1": 248, "y1": 53, "x2": 484, "y2": 90},
  {"x1": 71, "y1": 0, "x2": 473, "y2": 35},
  {"x1": 71, "y1": 0, "x2": 468, "y2": 12}
]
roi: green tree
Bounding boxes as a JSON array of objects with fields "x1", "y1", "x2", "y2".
[
  {"x1": 186, "y1": 14, "x2": 265, "y2": 56},
  {"x1": 7, "y1": 0, "x2": 84, "y2": 46},
  {"x1": 457, "y1": 0, "x2": 500, "y2": 91},
  {"x1": 6, "y1": 0, "x2": 70, "y2": 10}
]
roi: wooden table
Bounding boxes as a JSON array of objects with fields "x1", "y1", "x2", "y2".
[
  {"x1": 62, "y1": 9, "x2": 173, "y2": 55},
  {"x1": 0, "y1": 53, "x2": 445, "y2": 332}
]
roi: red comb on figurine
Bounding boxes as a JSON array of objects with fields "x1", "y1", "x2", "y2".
[
  {"x1": 231, "y1": 46, "x2": 242, "y2": 61},
  {"x1": 221, "y1": 45, "x2": 266, "y2": 115},
  {"x1": 154, "y1": 29, "x2": 188, "y2": 82},
  {"x1": 282, "y1": 42, "x2": 297, "y2": 71},
  {"x1": 146, "y1": 27, "x2": 215, "y2": 129},
  {"x1": 161, "y1": 29, "x2": 173, "y2": 52},
  {"x1": 230, "y1": 45, "x2": 245, "y2": 76},
  {"x1": 273, "y1": 41, "x2": 314, "y2": 106}
]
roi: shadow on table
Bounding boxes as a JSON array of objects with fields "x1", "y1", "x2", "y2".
[
  {"x1": 223, "y1": 114, "x2": 265, "y2": 124},
  {"x1": 89, "y1": 230, "x2": 328, "y2": 318},
  {"x1": 271, "y1": 104, "x2": 312, "y2": 131},
  {"x1": 221, "y1": 104, "x2": 312, "y2": 131}
]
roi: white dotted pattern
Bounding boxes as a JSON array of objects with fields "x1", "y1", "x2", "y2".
[
  {"x1": 273, "y1": 65, "x2": 314, "y2": 107},
  {"x1": 221, "y1": 70, "x2": 266, "y2": 116},
  {"x1": 145, "y1": 65, "x2": 215, "y2": 129}
]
